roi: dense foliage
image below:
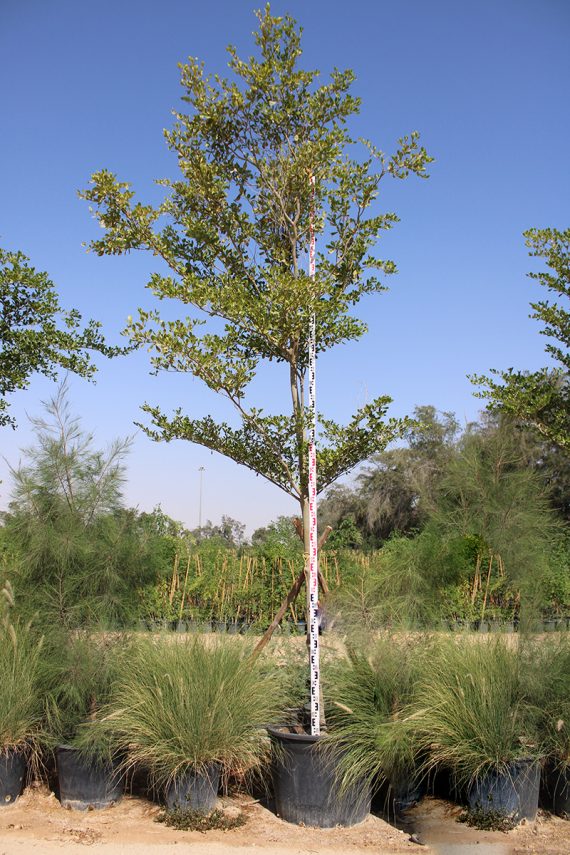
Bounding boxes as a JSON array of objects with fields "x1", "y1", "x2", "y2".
[
  {"x1": 1, "y1": 391, "x2": 568, "y2": 631},
  {"x1": 0, "y1": 386, "x2": 170, "y2": 628},
  {"x1": 472, "y1": 227, "x2": 570, "y2": 451},
  {"x1": 0, "y1": 247, "x2": 120, "y2": 428}
]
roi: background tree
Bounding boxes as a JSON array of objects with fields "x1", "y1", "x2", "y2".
[
  {"x1": 81, "y1": 8, "x2": 432, "y2": 566},
  {"x1": 319, "y1": 406, "x2": 459, "y2": 544},
  {"x1": 1, "y1": 384, "x2": 157, "y2": 627},
  {"x1": 193, "y1": 515, "x2": 247, "y2": 549},
  {"x1": 0, "y1": 247, "x2": 119, "y2": 427},
  {"x1": 251, "y1": 515, "x2": 304, "y2": 559},
  {"x1": 472, "y1": 228, "x2": 570, "y2": 450}
]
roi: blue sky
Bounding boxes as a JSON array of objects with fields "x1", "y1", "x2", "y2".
[{"x1": 1, "y1": 0, "x2": 568, "y2": 533}]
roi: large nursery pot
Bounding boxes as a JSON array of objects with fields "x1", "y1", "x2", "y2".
[
  {"x1": 467, "y1": 759, "x2": 540, "y2": 822},
  {"x1": 56, "y1": 746, "x2": 123, "y2": 810},
  {"x1": 164, "y1": 762, "x2": 221, "y2": 812},
  {"x1": 267, "y1": 726, "x2": 371, "y2": 828},
  {"x1": 0, "y1": 749, "x2": 26, "y2": 806}
]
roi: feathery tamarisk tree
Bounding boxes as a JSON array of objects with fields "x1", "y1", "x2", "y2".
[{"x1": 81, "y1": 7, "x2": 432, "y2": 587}]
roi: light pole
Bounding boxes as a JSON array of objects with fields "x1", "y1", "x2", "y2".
[{"x1": 198, "y1": 466, "x2": 205, "y2": 530}]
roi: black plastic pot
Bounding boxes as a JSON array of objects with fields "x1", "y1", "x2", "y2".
[
  {"x1": 467, "y1": 759, "x2": 540, "y2": 821},
  {"x1": 56, "y1": 746, "x2": 123, "y2": 810},
  {"x1": 0, "y1": 749, "x2": 26, "y2": 806},
  {"x1": 164, "y1": 762, "x2": 220, "y2": 812},
  {"x1": 390, "y1": 770, "x2": 426, "y2": 813},
  {"x1": 428, "y1": 766, "x2": 465, "y2": 804},
  {"x1": 267, "y1": 726, "x2": 370, "y2": 828},
  {"x1": 543, "y1": 619, "x2": 557, "y2": 633},
  {"x1": 540, "y1": 761, "x2": 570, "y2": 817},
  {"x1": 372, "y1": 771, "x2": 425, "y2": 818}
]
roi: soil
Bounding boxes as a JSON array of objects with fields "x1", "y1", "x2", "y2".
[
  {"x1": 0, "y1": 787, "x2": 569, "y2": 855},
  {"x1": 406, "y1": 797, "x2": 570, "y2": 855}
]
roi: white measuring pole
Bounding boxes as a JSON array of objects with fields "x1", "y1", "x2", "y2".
[{"x1": 308, "y1": 173, "x2": 320, "y2": 736}]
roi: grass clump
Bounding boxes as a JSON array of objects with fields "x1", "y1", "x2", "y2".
[
  {"x1": 156, "y1": 806, "x2": 246, "y2": 832},
  {"x1": 525, "y1": 634, "x2": 570, "y2": 774},
  {"x1": 325, "y1": 633, "x2": 432, "y2": 794},
  {"x1": 0, "y1": 581, "x2": 45, "y2": 763},
  {"x1": 43, "y1": 630, "x2": 129, "y2": 765},
  {"x1": 413, "y1": 636, "x2": 543, "y2": 789},
  {"x1": 106, "y1": 636, "x2": 284, "y2": 789}
]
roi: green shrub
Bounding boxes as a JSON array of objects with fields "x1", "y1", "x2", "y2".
[
  {"x1": 105, "y1": 636, "x2": 285, "y2": 788},
  {"x1": 325, "y1": 633, "x2": 432, "y2": 792},
  {"x1": 412, "y1": 636, "x2": 544, "y2": 787},
  {"x1": 525, "y1": 634, "x2": 570, "y2": 770},
  {"x1": 43, "y1": 630, "x2": 129, "y2": 764},
  {"x1": 0, "y1": 582, "x2": 45, "y2": 761}
]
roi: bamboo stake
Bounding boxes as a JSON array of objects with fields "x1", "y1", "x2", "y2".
[
  {"x1": 178, "y1": 553, "x2": 192, "y2": 619},
  {"x1": 481, "y1": 553, "x2": 493, "y2": 621},
  {"x1": 168, "y1": 552, "x2": 180, "y2": 605},
  {"x1": 471, "y1": 553, "x2": 482, "y2": 606},
  {"x1": 251, "y1": 525, "x2": 333, "y2": 659}
]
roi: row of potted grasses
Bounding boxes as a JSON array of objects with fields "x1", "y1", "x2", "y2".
[
  {"x1": 1, "y1": 582, "x2": 570, "y2": 825},
  {"x1": 326, "y1": 633, "x2": 570, "y2": 822}
]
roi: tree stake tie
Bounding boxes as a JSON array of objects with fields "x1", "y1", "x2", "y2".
[{"x1": 308, "y1": 171, "x2": 320, "y2": 736}]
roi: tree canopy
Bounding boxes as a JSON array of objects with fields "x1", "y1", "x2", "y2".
[
  {"x1": 0, "y1": 247, "x2": 118, "y2": 427},
  {"x1": 472, "y1": 227, "x2": 570, "y2": 451},
  {"x1": 81, "y1": 7, "x2": 432, "y2": 537}
]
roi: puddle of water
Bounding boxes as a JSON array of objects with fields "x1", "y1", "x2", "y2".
[
  {"x1": 392, "y1": 798, "x2": 513, "y2": 855},
  {"x1": 424, "y1": 846, "x2": 510, "y2": 855}
]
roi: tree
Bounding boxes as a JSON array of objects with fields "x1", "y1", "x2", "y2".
[
  {"x1": 472, "y1": 228, "x2": 570, "y2": 450},
  {"x1": 431, "y1": 421, "x2": 561, "y2": 624},
  {"x1": 81, "y1": 9, "x2": 431, "y2": 573},
  {"x1": 319, "y1": 406, "x2": 459, "y2": 544},
  {"x1": 194, "y1": 515, "x2": 247, "y2": 548},
  {"x1": 251, "y1": 515, "x2": 304, "y2": 558},
  {"x1": 1, "y1": 384, "x2": 154, "y2": 627},
  {"x1": 0, "y1": 248, "x2": 119, "y2": 427}
]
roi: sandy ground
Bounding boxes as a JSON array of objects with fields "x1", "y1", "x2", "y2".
[
  {"x1": 0, "y1": 787, "x2": 569, "y2": 855},
  {"x1": 407, "y1": 798, "x2": 570, "y2": 855},
  {"x1": 0, "y1": 784, "x2": 420, "y2": 855}
]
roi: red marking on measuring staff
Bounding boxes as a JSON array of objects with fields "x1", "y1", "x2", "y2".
[{"x1": 308, "y1": 172, "x2": 320, "y2": 736}]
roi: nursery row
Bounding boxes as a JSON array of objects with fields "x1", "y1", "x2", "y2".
[
  {"x1": 136, "y1": 544, "x2": 570, "y2": 632},
  {"x1": 137, "y1": 550, "x2": 346, "y2": 629}
]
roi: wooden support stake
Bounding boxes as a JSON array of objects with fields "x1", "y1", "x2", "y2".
[
  {"x1": 481, "y1": 553, "x2": 493, "y2": 621},
  {"x1": 251, "y1": 566, "x2": 306, "y2": 661},
  {"x1": 178, "y1": 553, "x2": 191, "y2": 619},
  {"x1": 250, "y1": 524, "x2": 333, "y2": 660},
  {"x1": 168, "y1": 552, "x2": 180, "y2": 605}
]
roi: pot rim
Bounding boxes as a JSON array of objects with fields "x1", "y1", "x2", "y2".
[{"x1": 267, "y1": 724, "x2": 324, "y2": 745}]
